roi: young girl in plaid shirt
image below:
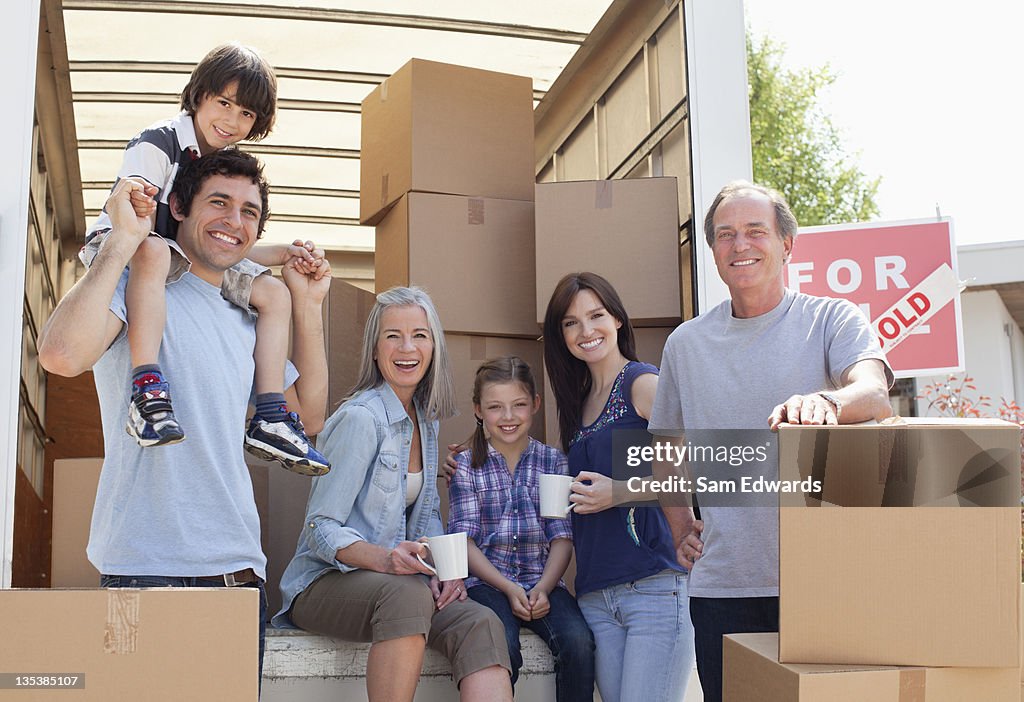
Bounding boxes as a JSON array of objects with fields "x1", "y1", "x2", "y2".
[{"x1": 448, "y1": 356, "x2": 595, "y2": 701}]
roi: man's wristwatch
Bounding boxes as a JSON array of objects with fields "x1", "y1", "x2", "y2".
[{"x1": 817, "y1": 392, "x2": 842, "y2": 420}]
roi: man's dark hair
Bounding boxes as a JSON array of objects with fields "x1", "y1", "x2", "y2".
[
  {"x1": 180, "y1": 42, "x2": 278, "y2": 141},
  {"x1": 170, "y1": 150, "x2": 271, "y2": 236}
]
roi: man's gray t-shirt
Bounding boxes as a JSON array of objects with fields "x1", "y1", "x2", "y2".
[
  {"x1": 88, "y1": 270, "x2": 269, "y2": 579},
  {"x1": 648, "y1": 288, "x2": 891, "y2": 598}
]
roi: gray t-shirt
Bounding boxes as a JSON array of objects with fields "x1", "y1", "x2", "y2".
[
  {"x1": 88, "y1": 270, "x2": 272, "y2": 579},
  {"x1": 648, "y1": 288, "x2": 891, "y2": 598}
]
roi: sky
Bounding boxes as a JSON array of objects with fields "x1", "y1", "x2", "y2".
[{"x1": 744, "y1": 0, "x2": 1023, "y2": 248}]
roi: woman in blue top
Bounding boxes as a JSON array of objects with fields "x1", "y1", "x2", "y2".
[
  {"x1": 273, "y1": 286, "x2": 512, "y2": 702},
  {"x1": 543, "y1": 272, "x2": 695, "y2": 702}
]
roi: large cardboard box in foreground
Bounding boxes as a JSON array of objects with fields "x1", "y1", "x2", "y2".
[
  {"x1": 535, "y1": 178, "x2": 681, "y2": 327},
  {"x1": 724, "y1": 633, "x2": 1019, "y2": 702},
  {"x1": 778, "y1": 419, "x2": 1022, "y2": 667},
  {"x1": 0, "y1": 588, "x2": 257, "y2": 701},
  {"x1": 376, "y1": 193, "x2": 537, "y2": 336},
  {"x1": 360, "y1": 58, "x2": 534, "y2": 225}
]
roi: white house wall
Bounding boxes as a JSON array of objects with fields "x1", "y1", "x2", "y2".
[
  {"x1": 0, "y1": 0, "x2": 41, "y2": 589},
  {"x1": 915, "y1": 289, "x2": 1024, "y2": 417}
]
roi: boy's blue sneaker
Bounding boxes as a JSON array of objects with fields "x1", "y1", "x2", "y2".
[
  {"x1": 126, "y1": 381, "x2": 186, "y2": 447},
  {"x1": 244, "y1": 412, "x2": 331, "y2": 476}
]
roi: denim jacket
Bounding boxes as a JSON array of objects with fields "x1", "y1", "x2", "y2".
[{"x1": 272, "y1": 383, "x2": 443, "y2": 627}]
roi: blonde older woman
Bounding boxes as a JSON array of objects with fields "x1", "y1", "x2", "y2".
[{"x1": 273, "y1": 287, "x2": 512, "y2": 702}]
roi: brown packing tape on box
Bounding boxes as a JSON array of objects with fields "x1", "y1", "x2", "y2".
[
  {"x1": 594, "y1": 179, "x2": 613, "y2": 209},
  {"x1": 104, "y1": 590, "x2": 139, "y2": 655},
  {"x1": 723, "y1": 633, "x2": 1019, "y2": 702}
]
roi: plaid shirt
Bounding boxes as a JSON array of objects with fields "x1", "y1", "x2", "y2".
[{"x1": 448, "y1": 437, "x2": 573, "y2": 589}]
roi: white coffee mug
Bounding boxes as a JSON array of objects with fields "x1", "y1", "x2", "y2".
[
  {"x1": 539, "y1": 474, "x2": 576, "y2": 518},
  {"x1": 416, "y1": 532, "x2": 469, "y2": 581}
]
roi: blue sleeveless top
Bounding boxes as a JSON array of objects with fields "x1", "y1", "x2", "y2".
[{"x1": 568, "y1": 361, "x2": 685, "y2": 596}]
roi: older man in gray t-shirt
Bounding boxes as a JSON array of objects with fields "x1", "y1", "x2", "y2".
[{"x1": 647, "y1": 181, "x2": 893, "y2": 702}]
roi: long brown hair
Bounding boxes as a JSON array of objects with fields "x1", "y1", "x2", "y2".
[
  {"x1": 542, "y1": 272, "x2": 637, "y2": 451},
  {"x1": 469, "y1": 356, "x2": 538, "y2": 468}
]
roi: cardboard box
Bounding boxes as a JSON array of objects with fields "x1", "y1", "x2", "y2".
[
  {"x1": 634, "y1": 326, "x2": 674, "y2": 367},
  {"x1": 724, "y1": 633, "x2": 1020, "y2": 702},
  {"x1": 52, "y1": 458, "x2": 103, "y2": 587},
  {"x1": 323, "y1": 279, "x2": 378, "y2": 412},
  {"x1": 376, "y1": 193, "x2": 537, "y2": 337},
  {"x1": 778, "y1": 419, "x2": 1022, "y2": 667},
  {"x1": 360, "y1": 58, "x2": 535, "y2": 225},
  {"x1": 535, "y1": 178, "x2": 682, "y2": 327},
  {"x1": 0, "y1": 588, "x2": 258, "y2": 700}
]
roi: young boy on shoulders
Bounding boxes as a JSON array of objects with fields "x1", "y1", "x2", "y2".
[{"x1": 82, "y1": 42, "x2": 330, "y2": 475}]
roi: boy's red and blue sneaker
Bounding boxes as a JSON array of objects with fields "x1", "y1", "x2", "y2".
[
  {"x1": 244, "y1": 412, "x2": 330, "y2": 476},
  {"x1": 126, "y1": 375, "x2": 185, "y2": 447}
]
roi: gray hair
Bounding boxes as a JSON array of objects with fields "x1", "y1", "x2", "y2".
[
  {"x1": 703, "y1": 180, "x2": 799, "y2": 247},
  {"x1": 346, "y1": 286, "x2": 457, "y2": 421}
]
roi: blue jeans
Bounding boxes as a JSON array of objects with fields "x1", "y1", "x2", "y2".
[
  {"x1": 467, "y1": 584, "x2": 595, "y2": 702},
  {"x1": 100, "y1": 574, "x2": 268, "y2": 692},
  {"x1": 577, "y1": 570, "x2": 694, "y2": 702},
  {"x1": 689, "y1": 596, "x2": 779, "y2": 702}
]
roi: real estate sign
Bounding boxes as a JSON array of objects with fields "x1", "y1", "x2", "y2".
[{"x1": 784, "y1": 218, "x2": 963, "y2": 378}]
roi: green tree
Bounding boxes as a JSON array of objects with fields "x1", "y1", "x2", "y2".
[{"x1": 748, "y1": 32, "x2": 880, "y2": 227}]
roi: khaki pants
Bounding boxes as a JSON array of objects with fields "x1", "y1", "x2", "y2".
[{"x1": 290, "y1": 569, "x2": 511, "y2": 684}]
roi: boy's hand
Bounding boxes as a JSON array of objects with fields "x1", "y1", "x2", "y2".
[
  {"x1": 285, "y1": 239, "x2": 327, "y2": 277},
  {"x1": 125, "y1": 177, "x2": 158, "y2": 229},
  {"x1": 527, "y1": 586, "x2": 550, "y2": 619},
  {"x1": 282, "y1": 251, "x2": 332, "y2": 304},
  {"x1": 106, "y1": 178, "x2": 156, "y2": 253}
]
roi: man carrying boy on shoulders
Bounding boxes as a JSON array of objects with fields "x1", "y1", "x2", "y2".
[{"x1": 39, "y1": 150, "x2": 330, "y2": 675}]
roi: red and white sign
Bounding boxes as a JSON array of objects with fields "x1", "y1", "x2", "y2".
[{"x1": 784, "y1": 218, "x2": 963, "y2": 378}]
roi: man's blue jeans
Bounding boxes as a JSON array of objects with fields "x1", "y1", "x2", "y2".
[
  {"x1": 467, "y1": 583, "x2": 595, "y2": 702},
  {"x1": 689, "y1": 595, "x2": 779, "y2": 702},
  {"x1": 99, "y1": 574, "x2": 267, "y2": 689}
]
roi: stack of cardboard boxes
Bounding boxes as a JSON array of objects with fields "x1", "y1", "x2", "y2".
[
  {"x1": 361, "y1": 58, "x2": 545, "y2": 453},
  {"x1": 363, "y1": 58, "x2": 690, "y2": 453},
  {"x1": 723, "y1": 419, "x2": 1023, "y2": 701}
]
